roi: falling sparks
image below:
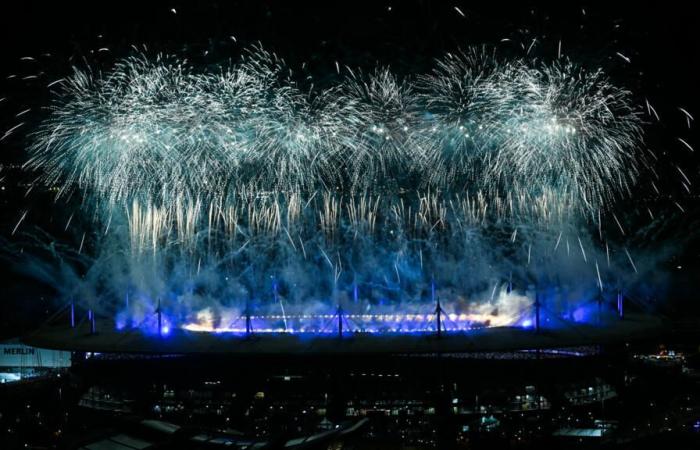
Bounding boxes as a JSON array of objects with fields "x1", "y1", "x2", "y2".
[
  {"x1": 645, "y1": 99, "x2": 660, "y2": 121},
  {"x1": 624, "y1": 248, "x2": 638, "y2": 273},
  {"x1": 577, "y1": 236, "x2": 587, "y2": 263},
  {"x1": 612, "y1": 213, "x2": 626, "y2": 236},
  {"x1": 47, "y1": 78, "x2": 65, "y2": 88},
  {"x1": 1, "y1": 122, "x2": 25, "y2": 141},
  {"x1": 615, "y1": 52, "x2": 631, "y2": 63},
  {"x1": 78, "y1": 232, "x2": 86, "y2": 254},
  {"x1": 678, "y1": 107, "x2": 694, "y2": 128},
  {"x1": 12, "y1": 210, "x2": 29, "y2": 236},
  {"x1": 678, "y1": 137, "x2": 694, "y2": 152}
]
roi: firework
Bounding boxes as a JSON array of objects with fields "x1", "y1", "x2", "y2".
[{"x1": 20, "y1": 45, "x2": 650, "y2": 335}]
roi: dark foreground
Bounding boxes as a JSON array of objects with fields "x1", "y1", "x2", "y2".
[{"x1": 3, "y1": 339, "x2": 700, "y2": 450}]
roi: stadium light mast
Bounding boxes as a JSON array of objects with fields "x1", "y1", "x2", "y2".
[
  {"x1": 70, "y1": 298, "x2": 75, "y2": 329},
  {"x1": 617, "y1": 290, "x2": 624, "y2": 319},
  {"x1": 432, "y1": 279, "x2": 445, "y2": 339},
  {"x1": 534, "y1": 292, "x2": 541, "y2": 333},
  {"x1": 245, "y1": 298, "x2": 253, "y2": 338},
  {"x1": 436, "y1": 297, "x2": 443, "y2": 339},
  {"x1": 337, "y1": 304, "x2": 344, "y2": 340}
]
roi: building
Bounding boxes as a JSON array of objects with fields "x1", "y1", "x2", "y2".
[{"x1": 0, "y1": 338, "x2": 71, "y2": 383}]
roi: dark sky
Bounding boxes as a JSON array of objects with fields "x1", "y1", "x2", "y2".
[
  {"x1": 0, "y1": 2, "x2": 697, "y2": 85},
  {"x1": 1, "y1": 1, "x2": 697, "y2": 134},
  {"x1": 0, "y1": 1, "x2": 698, "y2": 338}
]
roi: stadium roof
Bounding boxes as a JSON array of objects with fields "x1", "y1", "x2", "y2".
[{"x1": 23, "y1": 312, "x2": 666, "y2": 355}]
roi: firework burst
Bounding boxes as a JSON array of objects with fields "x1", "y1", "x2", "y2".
[{"x1": 18, "y1": 45, "x2": 653, "y2": 335}]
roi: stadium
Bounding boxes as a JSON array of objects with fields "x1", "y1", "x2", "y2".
[
  {"x1": 24, "y1": 313, "x2": 666, "y2": 355},
  {"x1": 14, "y1": 41, "x2": 662, "y2": 355},
  {"x1": 1, "y1": 2, "x2": 698, "y2": 449}
]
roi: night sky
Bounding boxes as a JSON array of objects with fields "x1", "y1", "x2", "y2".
[{"x1": 1, "y1": 1, "x2": 698, "y2": 339}]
